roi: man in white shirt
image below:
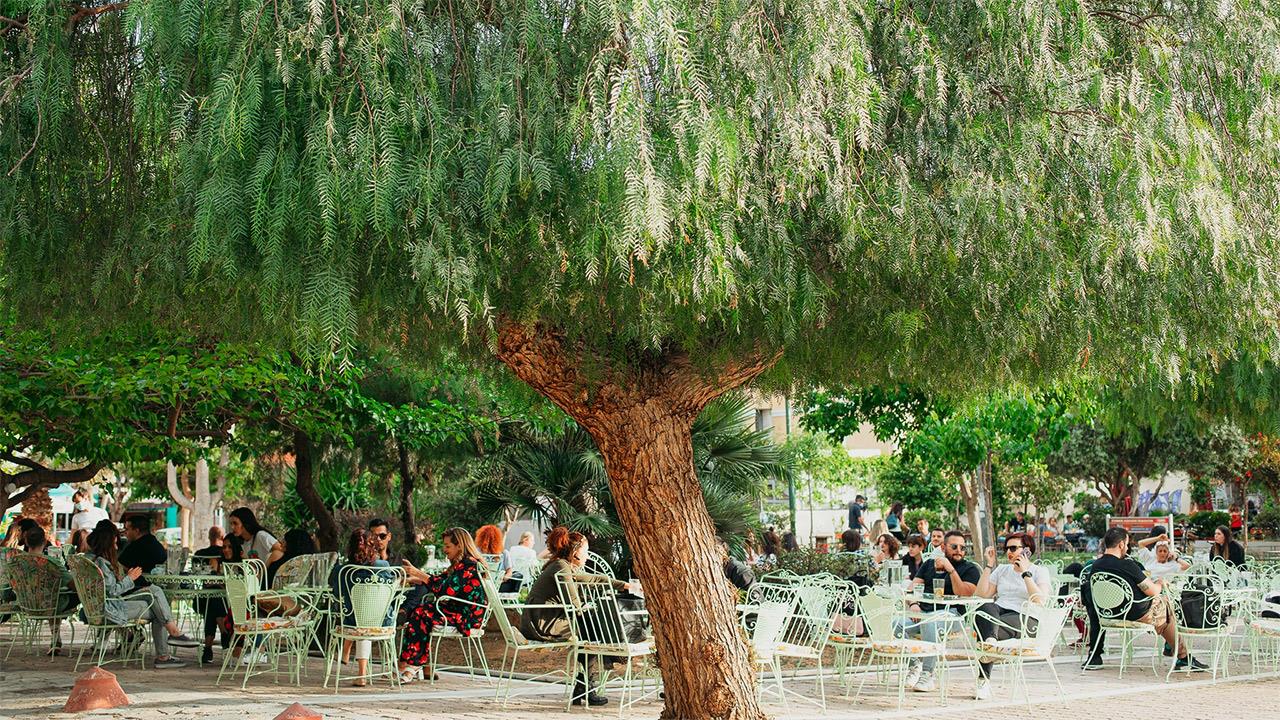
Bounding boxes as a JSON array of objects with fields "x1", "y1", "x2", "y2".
[
  {"x1": 69, "y1": 490, "x2": 110, "y2": 533},
  {"x1": 1138, "y1": 539, "x2": 1190, "y2": 581},
  {"x1": 506, "y1": 531, "x2": 539, "y2": 567}
]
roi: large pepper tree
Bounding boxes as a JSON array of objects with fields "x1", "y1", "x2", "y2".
[{"x1": 4, "y1": 2, "x2": 1280, "y2": 717}]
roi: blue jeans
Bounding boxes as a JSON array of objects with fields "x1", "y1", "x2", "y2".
[{"x1": 895, "y1": 609, "x2": 960, "y2": 672}]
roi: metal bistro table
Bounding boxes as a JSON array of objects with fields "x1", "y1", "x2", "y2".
[
  {"x1": 901, "y1": 589, "x2": 990, "y2": 671},
  {"x1": 149, "y1": 572, "x2": 226, "y2": 661}
]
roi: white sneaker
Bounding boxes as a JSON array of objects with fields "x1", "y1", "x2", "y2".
[
  {"x1": 912, "y1": 671, "x2": 935, "y2": 692},
  {"x1": 904, "y1": 661, "x2": 922, "y2": 688},
  {"x1": 975, "y1": 678, "x2": 991, "y2": 700},
  {"x1": 240, "y1": 649, "x2": 269, "y2": 666}
]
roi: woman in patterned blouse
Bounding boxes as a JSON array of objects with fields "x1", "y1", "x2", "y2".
[{"x1": 397, "y1": 527, "x2": 487, "y2": 682}]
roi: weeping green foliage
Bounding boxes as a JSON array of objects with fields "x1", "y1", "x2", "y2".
[{"x1": 2, "y1": 1, "x2": 1280, "y2": 391}]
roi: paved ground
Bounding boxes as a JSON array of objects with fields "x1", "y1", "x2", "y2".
[{"x1": 1, "y1": 625, "x2": 1276, "y2": 719}]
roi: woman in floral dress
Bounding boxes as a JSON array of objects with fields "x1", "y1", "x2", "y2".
[{"x1": 397, "y1": 527, "x2": 487, "y2": 682}]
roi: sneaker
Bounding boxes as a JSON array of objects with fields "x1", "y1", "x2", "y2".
[
  {"x1": 1163, "y1": 643, "x2": 1174, "y2": 657},
  {"x1": 154, "y1": 656, "x2": 187, "y2": 668},
  {"x1": 201, "y1": 647, "x2": 214, "y2": 665},
  {"x1": 168, "y1": 633, "x2": 200, "y2": 648},
  {"x1": 904, "y1": 661, "x2": 922, "y2": 688},
  {"x1": 1173, "y1": 656, "x2": 1209, "y2": 672},
  {"x1": 912, "y1": 672, "x2": 935, "y2": 692},
  {"x1": 975, "y1": 679, "x2": 991, "y2": 700},
  {"x1": 1081, "y1": 659, "x2": 1105, "y2": 671},
  {"x1": 240, "y1": 650, "x2": 270, "y2": 666}
]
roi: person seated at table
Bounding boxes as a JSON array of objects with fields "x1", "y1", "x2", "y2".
[
  {"x1": 873, "y1": 533, "x2": 901, "y2": 565},
  {"x1": 228, "y1": 507, "x2": 280, "y2": 565},
  {"x1": 885, "y1": 502, "x2": 905, "y2": 542},
  {"x1": 868, "y1": 519, "x2": 890, "y2": 547},
  {"x1": 69, "y1": 528, "x2": 90, "y2": 555},
  {"x1": 396, "y1": 527, "x2": 489, "y2": 684},
  {"x1": 720, "y1": 539, "x2": 755, "y2": 591},
  {"x1": 915, "y1": 517, "x2": 930, "y2": 538},
  {"x1": 520, "y1": 527, "x2": 636, "y2": 707},
  {"x1": 23, "y1": 525, "x2": 80, "y2": 655},
  {"x1": 475, "y1": 524, "x2": 519, "y2": 592},
  {"x1": 840, "y1": 528, "x2": 863, "y2": 553},
  {"x1": 368, "y1": 518, "x2": 395, "y2": 564},
  {"x1": 781, "y1": 530, "x2": 800, "y2": 552},
  {"x1": 83, "y1": 525, "x2": 199, "y2": 667},
  {"x1": 192, "y1": 527, "x2": 232, "y2": 664},
  {"x1": 903, "y1": 530, "x2": 981, "y2": 693},
  {"x1": 119, "y1": 514, "x2": 167, "y2": 590},
  {"x1": 902, "y1": 534, "x2": 926, "y2": 579},
  {"x1": 972, "y1": 532, "x2": 1052, "y2": 699},
  {"x1": 742, "y1": 529, "x2": 762, "y2": 565},
  {"x1": 1208, "y1": 525, "x2": 1246, "y2": 567},
  {"x1": 330, "y1": 529, "x2": 394, "y2": 686},
  {"x1": 506, "y1": 531, "x2": 539, "y2": 568},
  {"x1": 2, "y1": 517, "x2": 31, "y2": 548},
  {"x1": 1004, "y1": 510, "x2": 1028, "y2": 536},
  {"x1": 1134, "y1": 527, "x2": 1190, "y2": 581},
  {"x1": 266, "y1": 528, "x2": 317, "y2": 586},
  {"x1": 927, "y1": 529, "x2": 945, "y2": 559},
  {"x1": 1084, "y1": 527, "x2": 1206, "y2": 671}
]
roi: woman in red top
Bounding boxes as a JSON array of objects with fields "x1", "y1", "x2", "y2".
[
  {"x1": 397, "y1": 527, "x2": 487, "y2": 682},
  {"x1": 1230, "y1": 504, "x2": 1244, "y2": 533}
]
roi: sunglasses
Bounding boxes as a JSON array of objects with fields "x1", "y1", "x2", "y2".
[
  {"x1": 1005, "y1": 545, "x2": 1023, "y2": 552},
  {"x1": 946, "y1": 543, "x2": 965, "y2": 550},
  {"x1": 374, "y1": 533, "x2": 390, "y2": 540}
]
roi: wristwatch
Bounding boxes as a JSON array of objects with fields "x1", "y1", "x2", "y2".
[{"x1": 1020, "y1": 571, "x2": 1033, "y2": 579}]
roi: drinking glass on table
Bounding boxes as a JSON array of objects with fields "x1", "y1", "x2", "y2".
[{"x1": 932, "y1": 579, "x2": 946, "y2": 598}]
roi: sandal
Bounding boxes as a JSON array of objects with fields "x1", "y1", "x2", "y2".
[
  {"x1": 351, "y1": 678, "x2": 368, "y2": 687},
  {"x1": 398, "y1": 666, "x2": 424, "y2": 684}
]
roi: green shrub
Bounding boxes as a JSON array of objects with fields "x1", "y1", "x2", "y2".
[
  {"x1": 1252, "y1": 508, "x2": 1280, "y2": 538},
  {"x1": 763, "y1": 547, "x2": 880, "y2": 584},
  {"x1": 1187, "y1": 510, "x2": 1231, "y2": 539}
]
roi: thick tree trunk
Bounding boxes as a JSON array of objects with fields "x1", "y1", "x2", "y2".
[
  {"x1": 294, "y1": 431, "x2": 339, "y2": 552},
  {"x1": 397, "y1": 441, "x2": 417, "y2": 545},
  {"x1": 25, "y1": 485, "x2": 53, "y2": 535},
  {"x1": 495, "y1": 322, "x2": 775, "y2": 720},
  {"x1": 958, "y1": 454, "x2": 996, "y2": 551},
  {"x1": 590, "y1": 410, "x2": 761, "y2": 720}
]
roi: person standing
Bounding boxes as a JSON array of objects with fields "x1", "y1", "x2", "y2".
[
  {"x1": 848, "y1": 495, "x2": 867, "y2": 536},
  {"x1": 885, "y1": 502, "x2": 905, "y2": 542}
]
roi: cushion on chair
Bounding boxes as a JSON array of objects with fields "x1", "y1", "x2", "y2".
[
  {"x1": 976, "y1": 638, "x2": 1044, "y2": 658},
  {"x1": 1099, "y1": 619, "x2": 1154, "y2": 630},
  {"x1": 579, "y1": 640, "x2": 653, "y2": 655},
  {"x1": 1249, "y1": 619, "x2": 1280, "y2": 637},
  {"x1": 234, "y1": 616, "x2": 300, "y2": 632},
  {"x1": 336, "y1": 625, "x2": 395, "y2": 638},
  {"x1": 774, "y1": 642, "x2": 821, "y2": 659},
  {"x1": 870, "y1": 639, "x2": 942, "y2": 655},
  {"x1": 431, "y1": 626, "x2": 484, "y2": 639}
]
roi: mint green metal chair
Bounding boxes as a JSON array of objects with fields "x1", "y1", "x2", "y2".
[
  {"x1": 325, "y1": 564, "x2": 405, "y2": 692},
  {"x1": 68, "y1": 555, "x2": 151, "y2": 670}
]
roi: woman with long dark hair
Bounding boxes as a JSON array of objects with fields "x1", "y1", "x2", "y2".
[
  {"x1": 227, "y1": 507, "x2": 279, "y2": 564},
  {"x1": 83, "y1": 526, "x2": 199, "y2": 667},
  {"x1": 1209, "y1": 525, "x2": 1246, "y2": 567},
  {"x1": 396, "y1": 527, "x2": 488, "y2": 683},
  {"x1": 331, "y1": 529, "x2": 394, "y2": 686}
]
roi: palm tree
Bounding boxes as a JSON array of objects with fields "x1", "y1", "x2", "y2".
[{"x1": 470, "y1": 393, "x2": 787, "y2": 571}]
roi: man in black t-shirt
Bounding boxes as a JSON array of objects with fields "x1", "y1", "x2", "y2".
[
  {"x1": 118, "y1": 515, "x2": 167, "y2": 590},
  {"x1": 1084, "y1": 527, "x2": 1206, "y2": 672},
  {"x1": 900, "y1": 530, "x2": 982, "y2": 692},
  {"x1": 1004, "y1": 510, "x2": 1028, "y2": 535}
]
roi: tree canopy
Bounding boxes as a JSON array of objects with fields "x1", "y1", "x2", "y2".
[{"x1": 2, "y1": 1, "x2": 1278, "y2": 392}]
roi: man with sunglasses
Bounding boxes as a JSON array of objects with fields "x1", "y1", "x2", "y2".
[
  {"x1": 971, "y1": 533, "x2": 1052, "y2": 699},
  {"x1": 368, "y1": 518, "x2": 393, "y2": 563},
  {"x1": 903, "y1": 530, "x2": 981, "y2": 693}
]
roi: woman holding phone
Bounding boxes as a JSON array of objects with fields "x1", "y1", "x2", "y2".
[{"x1": 971, "y1": 532, "x2": 1052, "y2": 700}]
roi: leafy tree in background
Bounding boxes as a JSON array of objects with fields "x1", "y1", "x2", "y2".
[{"x1": 7, "y1": 2, "x2": 1280, "y2": 713}]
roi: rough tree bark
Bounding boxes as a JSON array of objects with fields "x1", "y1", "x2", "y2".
[
  {"x1": 496, "y1": 322, "x2": 776, "y2": 720},
  {"x1": 958, "y1": 453, "x2": 995, "y2": 552},
  {"x1": 397, "y1": 440, "x2": 417, "y2": 545},
  {"x1": 294, "y1": 430, "x2": 339, "y2": 552},
  {"x1": 0, "y1": 458, "x2": 100, "y2": 519}
]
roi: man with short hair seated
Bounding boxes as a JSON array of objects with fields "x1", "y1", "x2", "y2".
[
  {"x1": 901, "y1": 530, "x2": 981, "y2": 693},
  {"x1": 1085, "y1": 527, "x2": 1206, "y2": 671},
  {"x1": 21, "y1": 525, "x2": 79, "y2": 655}
]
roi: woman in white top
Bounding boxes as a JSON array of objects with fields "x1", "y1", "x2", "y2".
[
  {"x1": 228, "y1": 507, "x2": 280, "y2": 564},
  {"x1": 1139, "y1": 540, "x2": 1190, "y2": 581},
  {"x1": 972, "y1": 532, "x2": 1052, "y2": 699}
]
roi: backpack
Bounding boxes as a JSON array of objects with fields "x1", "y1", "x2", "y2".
[{"x1": 1178, "y1": 575, "x2": 1225, "y2": 629}]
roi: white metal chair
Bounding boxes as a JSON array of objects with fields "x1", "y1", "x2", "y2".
[
  {"x1": 325, "y1": 564, "x2": 405, "y2": 692},
  {"x1": 68, "y1": 555, "x2": 151, "y2": 670},
  {"x1": 749, "y1": 596, "x2": 796, "y2": 706},
  {"x1": 854, "y1": 590, "x2": 948, "y2": 709},
  {"x1": 771, "y1": 582, "x2": 841, "y2": 708},
  {"x1": 478, "y1": 569, "x2": 574, "y2": 706},
  {"x1": 428, "y1": 567, "x2": 494, "y2": 684},
  {"x1": 1167, "y1": 570, "x2": 1235, "y2": 681},
  {"x1": 216, "y1": 560, "x2": 308, "y2": 688},
  {"x1": 1087, "y1": 571, "x2": 1159, "y2": 677},
  {"x1": 558, "y1": 572, "x2": 657, "y2": 715},
  {"x1": 973, "y1": 600, "x2": 1070, "y2": 704}
]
